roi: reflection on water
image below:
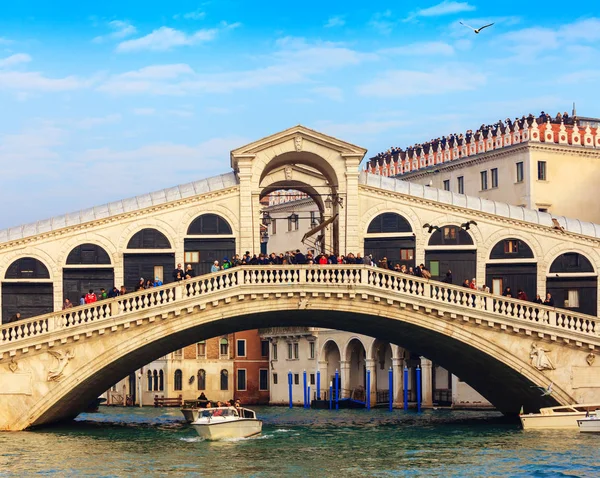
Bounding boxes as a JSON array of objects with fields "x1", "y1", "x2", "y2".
[{"x1": 1, "y1": 407, "x2": 599, "y2": 477}]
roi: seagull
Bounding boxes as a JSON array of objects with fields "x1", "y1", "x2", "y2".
[
  {"x1": 530, "y1": 382, "x2": 553, "y2": 397},
  {"x1": 460, "y1": 220, "x2": 478, "y2": 231},
  {"x1": 423, "y1": 223, "x2": 441, "y2": 234},
  {"x1": 459, "y1": 21, "x2": 495, "y2": 34}
]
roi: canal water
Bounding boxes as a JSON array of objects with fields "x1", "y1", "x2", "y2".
[{"x1": 1, "y1": 407, "x2": 599, "y2": 477}]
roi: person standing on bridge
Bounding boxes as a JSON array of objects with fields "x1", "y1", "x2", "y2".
[
  {"x1": 62, "y1": 298, "x2": 73, "y2": 310},
  {"x1": 173, "y1": 263, "x2": 184, "y2": 281},
  {"x1": 211, "y1": 261, "x2": 220, "y2": 273},
  {"x1": 185, "y1": 264, "x2": 195, "y2": 279},
  {"x1": 84, "y1": 289, "x2": 97, "y2": 304}
]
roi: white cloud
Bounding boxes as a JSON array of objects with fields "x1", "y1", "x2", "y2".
[
  {"x1": 379, "y1": 41, "x2": 455, "y2": 56},
  {"x1": 0, "y1": 70, "x2": 89, "y2": 91},
  {"x1": 116, "y1": 26, "x2": 218, "y2": 52},
  {"x1": 174, "y1": 9, "x2": 206, "y2": 20},
  {"x1": 369, "y1": 10, "x2": 396, "y2": 35},
  {"x1": 0, "y1": 53, "x2": 32, "y2": 68},
  {"x1": 325, "y1": 16, "x2": 345, "y2": 28},
  {"x1": 93, "y1": 20, "x2": 137, "y2": 43},
  {"x1": 358, "y1": 67, "x2": 486, "y2": 97},
  {"x1": 311, "y1": 86, "x2": 344, "y2": 102},
  {"x1": 77, "y1": 114, "x2": 122, "y2": 129},
  {"x1": 132, "y1": 107, "x2": 156, "y2": 115},
  {"x1": 408, "y1": 1, "x2": 475, "y2": 20}
]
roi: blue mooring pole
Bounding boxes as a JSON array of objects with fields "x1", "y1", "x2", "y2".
[
  {"x1": 335, "y1": 369, "x2": 339, "y2": 411},
  {"x1": 316, "y1": 371, "x2": 321, "y2": 400},
  {"x1": 303, "y1": 370, "x2": 307, "y2": 409},
  {"x1": 416, "y1": 365, "x2": 422, "y2": 413},
  {"x1": 329, "y1": 382, "x2": 333, "y2": 410},
  {"x1": 388, "y1": 367, "x2": 393, "y2": 412},
  {"x1": 307, "y1": 386, "x2": 311, "y2": 409},
  {"x1": 288, "y1": 370, "x2": 293, "y2": 409},
  {"x1": 366, "y1": 369, "x2": 371, "y2": 410},
  {"x1": 403, "y1": 365, "x2": 409, "y2": 411}
]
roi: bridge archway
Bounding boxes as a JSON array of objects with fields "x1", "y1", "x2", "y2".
[
  {"x1": 486, "y1": 238, "x2": 537, "y2": 299},
  {"x1": 63, "y1": 244, "x2": 114, "y2": 307},
  {"x1": 124, "y1": 228, "x2": 175, "y2": 291},
  {"x1": 426, "y1": 225, "x2": 476, "y2": 285},
  {"x1": 345, "y1": 338, "x2": 367, "y2": 395},
  {"x1": 364, "y1": 213, "x2": 415, "y2": 270},
  {"x1": 321, "y1": 339, "x2": 341, "y2": 390},
  {"x1": 184, "y1": 213, "x2": 236, "y2": 275},
  {"x1": 547, "y1": 252, "x2": 597, "y2": 315}
]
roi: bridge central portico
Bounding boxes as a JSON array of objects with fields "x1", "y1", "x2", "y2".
[{"x1": 2, "y1": 125, "x2": 600, "y2": 431}]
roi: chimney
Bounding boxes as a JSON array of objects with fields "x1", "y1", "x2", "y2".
[{"x1": 572, "y1": 102, "x2": 577, "y2": 118}]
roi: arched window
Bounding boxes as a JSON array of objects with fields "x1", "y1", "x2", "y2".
[
  {"x1": 187, "y1": 214, "x2": 232, "y2": 235},
  {"x1": 153, "y1": 370, "x2": 159, "y2": 392},
  {"x1": 550, "y1": 253, "x2": 594, "y2": 273},
  {"x1": 147, "y1": 370, "x2": 153, "y2": 391},
  {"x1": 198, "y1": 369, "x2": 206, "y2": 390},
  {"x1": 428, "y1": 226, "x2": 474, "y2": 246},
  {"x1": 220, "y1": 338, "x2": 229, "y2": 357},
  {"x1": 174, "y1": 369, "x2": 183, "y2": 391},
  {"x1": 159, "y1": 370, "x2": 164, "y2": 391},
  {"x1": 489, "y1": 239, "x2": 534, "y2": 260},
  {"x1": 66, "y1": 244, "x2": 111, "y2": 265},
  {"x1": 220, "y1": 369, "x2": 229, "y2": 391},
  {"x1": 127, "y1": 228, "x2": 171, "y2": 249},
  {"x1": 5, "y1": 257, "x2": 50, "y2": 279},
  {"x1": 367, "y1": 213, "x2": 412, "y2": 234}
]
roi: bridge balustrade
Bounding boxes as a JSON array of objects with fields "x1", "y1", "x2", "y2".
[{"x1": 1, "y1": 265, "x2": 598, "y2": 346}]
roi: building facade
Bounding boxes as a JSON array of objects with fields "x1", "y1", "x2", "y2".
[{"x1": 232, "y1": 330, "x2": 270, "y2": 405}]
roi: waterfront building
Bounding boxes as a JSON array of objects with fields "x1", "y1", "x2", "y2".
[{"x1": 232, "y1": 330, "x2": 270, "y2": 405}]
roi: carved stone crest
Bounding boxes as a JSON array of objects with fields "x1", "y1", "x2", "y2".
[
  {"x1": 294, "y1": 135, "x2": 303, "y2": 152},
  {"x1": 587, "y1": 352, "x2": 596, "y2": 366},
  {"x1": 530, "y1": 342, "x2": 555, "y2": 371},
  {"x1": 298, "y1": 298, "x2": 310, "y2": 310},
  {"x1": 8, "y1": 359, "x2": 18, "y2": 373},
  {"x1": 284, "y1": 166, "x2": 293, "y2": 181},
  {"x1": 47, "y1": 350, "x2": 75, "y2": 382}
]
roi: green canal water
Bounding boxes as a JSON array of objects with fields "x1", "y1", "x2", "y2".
[{"x1": 1, "y1": 406, "x2": 599, "y2": 477}]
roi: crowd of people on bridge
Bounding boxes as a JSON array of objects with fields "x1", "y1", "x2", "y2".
[{"x1": 370, "y1": 110, "x2": 577, "y2": 165}]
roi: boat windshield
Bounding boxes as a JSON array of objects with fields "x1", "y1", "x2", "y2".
[{"x1": 201, "y1": 408, "x2": 239, "y2": 418}]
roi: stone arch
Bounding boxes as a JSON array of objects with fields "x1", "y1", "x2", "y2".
[
  {"x1": 423, "y1": 215, "x2": 484, "y2": 248},
  {"x1": 360, "y1": 204, "x2": 421, "y2": 237},
  {"x1": 118, "y1": 219, "x2": 178, "y2": 252},
  {"x1": 341, "y1": 335, "x2": 367, "y2": 362},
  {"x1": 0, "y1": 248, "x2": 59, "y2": 281},
  {"x1": 258, "y1": 151, "x2": 340, "y2": 189},
  {"x1": 260, "y1": 181, "x2": 326, "y2": 214},
  {"x1": 544, "y1": 244, "x2": 599, "y2": 275},
  {"x1": 482, "y1": 229, "x2": 542, "y2": 261},
  {"x1": 177, "y1": 204, "x2": 239, "y2": 240},
  {"x1": 367, "y1": 212, "x2": 413, "y2": 234},
  {"x1": 57, "y1": 235, "x2": 118, "y2": 267},
  {"x1": 4, "y1": 257, "x2": 50, "y2": 280},
  {"x1": 187, "y1": 213, "x2": 233, "y2": 236}
]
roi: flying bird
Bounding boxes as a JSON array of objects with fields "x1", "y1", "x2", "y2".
[
  {"x1": 460, "y1": 220, "x2": 478, "y2": 230},
  {"x1": 530, "y1": 382, "x2": 553, "y2": 397},
  {"x1": 423, "y1": 223, "x2": 441, "y2": 234},
  {"x1": 460, "y1": 21, "x2": 495, "y2": 34}
]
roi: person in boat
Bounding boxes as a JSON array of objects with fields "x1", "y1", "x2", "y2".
[
  {"x1": 204, "y1": 401, "x2": 212, "y2": 408},
  {"x1": 212, "y1": 401, "x2": 224, "y2": 416},
  {"x1": 197, "y1": 392, "x2": 208, "y2": 402}
]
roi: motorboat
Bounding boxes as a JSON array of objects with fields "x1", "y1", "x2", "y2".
[
  {"x1": 180, "y1": 399, "x2": 209, "y2": 423},
  {"x1": 520, "y1": 404, "x2": 600, "y2": 430},
  {"x1": 191, "y1": 406, "x2": 262, "y2": 440},
  {"x1": 577, "y1": 413, "x2": 600, "y2": 433}
]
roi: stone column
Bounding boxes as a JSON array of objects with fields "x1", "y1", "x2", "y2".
[
  {"x1": 236, "y1": 160, "x2": 255, "y2": 255},
  {"x1": 420, "y1": 357, "x2": 433, "y2": 408},
  {"x1": 365, "y1": 358, "x2": 377, "y2": 407},
  {"x1": 392, "y1": 357, "x2": 404, "y2": 407},
  {"x1": 340, "y1": 360, "x2": 350, "y2": 399},
  {"x1": 342, "y1": 156, "x2": 362, "y2": 254}
]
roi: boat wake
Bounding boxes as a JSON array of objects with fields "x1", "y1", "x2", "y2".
[
  {"x1": 179, "y1": 436, "x2": 206, "y2": 443},
  {"x1": 220, "y1": 434, "x2": 274, "y2": 442}
]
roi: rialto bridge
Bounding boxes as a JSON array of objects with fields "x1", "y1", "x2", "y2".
[{"x1": 1, "y1": 126, "x2": 600, "y2": 430}]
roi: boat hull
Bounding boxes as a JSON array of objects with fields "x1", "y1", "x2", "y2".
[
  {"x1": 578, "y1": 418, "x2": 600, "y2": 433},
  {"x1": 181, "y1": 408, "x2": 199, "y2": 423},
  {"x1": 520, "y1": 413, "x2": 589, "y2": 430},
  {"x1": 192, "y1": 419, "x2": 263, "y2": 440}
]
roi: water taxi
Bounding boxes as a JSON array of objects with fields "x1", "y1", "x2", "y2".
[
  {"x1": 520, "y1": 404, "x2": 600, "y2": 430},
  {"x1": 577, "y1": 413, "x2": 600, "y2": 433},
  {"x1": 191, "y1": 406, "x2": 262, "y2": 440},
  {"x1": 180, "y1": 399, "x2": 208, "y2": 423}
]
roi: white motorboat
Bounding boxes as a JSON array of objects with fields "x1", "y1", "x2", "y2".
[
  {"x1": 191, "y1": 407, "x2": 262, "y2": 440},
  {"x1": 577, "y1": 413, "x2": 600, "y2": 433},
  {"x1": 520, "y1": 403, "x2": 600, "y2": 430}
]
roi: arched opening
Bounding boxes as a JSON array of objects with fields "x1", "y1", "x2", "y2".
[
  {"x1": 2, "y1": 257, "x2": 53, "y2": 323},
  {"x1": 147, "y1": 370, "x2": 153, "y2": 391},
  {"x1": 124, "y1": 228, "x2": 174, "y2": 292},
  {"x1": 322, "y1": 340, "x2": 341, "y2": 391},
  {"x1": 346, "y1": 339, "x2": 366, "y2": 398},
  {"x1": 185, "y1": 214, "x2": 236, "y2": 275},
  {"x1": 197, "y1": 369, "x2": 206, "y2": 390},
  {"x1": 486, "y1": 238, "x2": 536, "y2": 299},
  {"x1": 220, "y1": 369, "x2": 229, "y2": 391},
  {"x1": 426, "y1": 226, "x2": 476, "y2": 284},
  {"x1": 174, "y1": 369, "x2": 183, "y2": 391},
  {"x1": 153, "y1": 370, "x2": 159, "y2": 392},
  {"x1": 547, "y1": 252, "x2": 597, "y2": 315},
  {"x1": 372, "y1": 340, "x2": 392, "y2": 404},
  {"x1": 63, "y1": 244, "x2": 114, "y2": 307},
  {"x1": 364, "y1": 213, "x2": 415, "y2": 269},
  {"x1": 158, "y1": 370, "x2": 164, "y2": 391}
]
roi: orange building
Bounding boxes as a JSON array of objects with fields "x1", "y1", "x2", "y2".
[{"x1": 233, "y1": 330, "x2": 270, "y2": 405}]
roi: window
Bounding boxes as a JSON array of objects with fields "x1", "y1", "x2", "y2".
[
  {"x1": 154, "y1": 266, "x2": 164, "y2": 283},
  {"x1": 457, "y1": 176, "x2": 464, "y2": 194},
  {"x1": 174, "y1": 369, "x2": 183, "y2": 391},
  {"x1": 491, "y1": 168, "x2": 498, "y2": 188},
  {"x1": 184, "y1": 251, "x2": 199, "y2": 263},
  {"x1": 400, "y1": 249, "x2": 414, "y2": 261},
  {"x1": 287, "y1": 343, "x2": 293, "y2": 359},
  {"x1": 147, "y1": 370, "x2": 153, "y2": 391},
  {"x1": 237, "y1": 339, "x2": 246, "y2": 357},
  {"x1": 197, "y1": 369, "x2": 206, "y2": 390},
  {"x1": 272, "y1": 343, "x2": 278, "y2": 361},
  {"x1": 309, "y1": 341, "x2": 315, "y2": 360},
  {"x1": 288, "y1": 214, "x2": 299, "y2": 232},
  {"x1": 443, "y1": 180, "x2": 450, "y2": 191},
  {"x1": 259, "y1": 369, "x2": 269, "y2": 391},
  {"x1": 173, "y1": 349, "x2": 183, "y2": 359},
  {"x1": 429, "y1": 260, "x2": 440, "y2": 277},
  {"x1": 220, "y1": 338, "x2": 229, "y2": 357},
  {"x1": 158, "y1": 370, "x2": 164, "y2": 391},
  {"x1": 294, "y1": 373, "x2": 300, "y2": 385},
  {"x1": 516, "y1": 162, "x2": 524, "y2": 182},
  {"x1": 566, "y1": 290, "x2": 579, "y2": 308},
  {"x1": 504, "y1": 240, "x2": 519, "y2": 254},
  {"x1": 480, "y1": 171, "x2": 488, "y2": 190},
  {"x1": 153, "y1": 370, "x2": 159, "y2": 391},
  {"x1": 443, "y1": 226, "x2": 457, "y2": 240},
  {"x1": 492, "y1": 278, "x2": 503, "y2": 296},
  {"x1": 539, "y1": 208, "x2": 548, "y2": 213},
  {"x1": 220, "y1": 369, "x2": 229, "y2": 390},
  {"x1": 271, "y1": 219, "x2": 276, "y2": 235},
  {"x1": 538, "y1": 161, "x2": 547, "y2": 180},
  {"x1": 261, "y1": 340, "x2": 269, "y2": 357},
  {"x1": 237, "y1": 369, "x2": 247, "y2": 391},
  {"x1": 273, "y1": 373, "x2": 278, "y2": 385},
  {"x1": 293, "y1": 342, "x2": 299, "y2": 359},
  {"x1": 310, "y1": 373, "x2": 315, "y2": 385},
  {"x1": 196, "y1": 341, "x2": 206, "y2": 358},
  {"x1": 310, "y1": 211, "x2": 318, "y2": 227}
]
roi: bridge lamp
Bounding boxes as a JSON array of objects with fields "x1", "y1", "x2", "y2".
[
  {"x1": 324, "y1": 195, "x2": 343, "y2": 209},
  {"x1": 262, "y1": 212, "x2": 272, "y2": 226}
]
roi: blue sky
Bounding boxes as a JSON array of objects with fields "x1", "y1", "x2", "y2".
[{"x1": 1, "y1": 1, "x2": 599, "y2": 229}]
